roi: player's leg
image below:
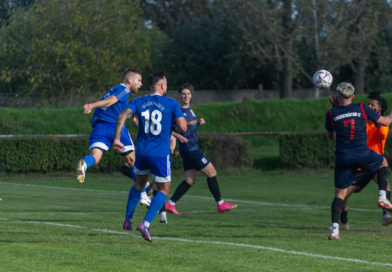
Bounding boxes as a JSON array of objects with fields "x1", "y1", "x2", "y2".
[
  {"x1": 200, "y1": 162, "x2": 237, "y2": 213},
  {"x1": 137, "y1": 155, "x2": 172, "y2": 242},
  {"x1": 375, "y1": 168, "x2": 392, "y2": 225},
  {"x1": 340, "y1": 186, "x2": 359, "y2": 230},
  {"x1": 376, "y1": 161, "x2": 392, "y2": 211},
  {"x1": 166, "y1": 169, "x2": 196, "y2": 215},
  {"x1": 76, "y1": 122, "x2": 110, "y2": 183},
  {"x1": 330, "y1": 187, "x2": 347, "y2": 240},
  {"x1": 123, "y1": 156, "x2": 150, "y2": 231}
]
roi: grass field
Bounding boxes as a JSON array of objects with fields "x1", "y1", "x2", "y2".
[{"x1": 2, "y1": 169, "x2": 392, "y2": 272}]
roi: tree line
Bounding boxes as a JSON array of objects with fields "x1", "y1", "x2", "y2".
[{"x1": 1, "y1": 0, "x2": 392, "y2": 105}]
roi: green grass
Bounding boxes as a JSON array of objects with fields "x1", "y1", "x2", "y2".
[
  {"x1": 1, "y1": 94, "x2": 386, "y2": 135},
  {"x1": 1, "y1": 169, "x2": 392, "y2": 272}
]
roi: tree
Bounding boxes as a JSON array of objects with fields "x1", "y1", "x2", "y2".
[{"x1": 0, "y1": 0, "x2": 166, "y2": 104}]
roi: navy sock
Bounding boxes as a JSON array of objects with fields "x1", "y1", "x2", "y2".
[
  {"x1": 125, "y1": 187, "x2": 141, "y2": 219},
  {"x1": 331, "y1": 198, "x2": 343, "y2": 224},
  {"x1": 340, "y1": 210, "x2": 348, "y2": 224},
  {"x1": 170, "y1": 180, "x2": 191, "y2": 203},
  {"x1": 144, "y1": 192, "x2": 166, "y2": 223},
  {"x1": 207, "y1": 176, "x2": 222, "y2": 202}
]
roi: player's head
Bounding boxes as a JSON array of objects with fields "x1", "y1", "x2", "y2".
[
  {"x1": 148, "y1": 72, "x2": 167, "y2": 95},
  {"x1": 178, "y1": 83, "x2": 193, "y2": 105},
  {"x1": 336, "y1": 82, "x2": 355, "y2": 99},
  {"x1": 367, "y1": 92, "x2": 388, "y2": 115},
  {"x1": 123, "y1": 68, "x2": 142, "y2": 93}
]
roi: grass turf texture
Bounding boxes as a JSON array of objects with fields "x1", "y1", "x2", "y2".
[{"x1": 1, "y1": 170, "x2": 392, "y2": 271}]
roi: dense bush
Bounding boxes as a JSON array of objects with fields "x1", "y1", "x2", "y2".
[
  {"x1": 0, "y1": 134, "x2": 253, "y2": 173},
  {"x1": 279, "y1": 132, "x2": 335, "y2": 169}
]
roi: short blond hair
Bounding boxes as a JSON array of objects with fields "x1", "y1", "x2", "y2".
[{"x1": 336, "y1": 82, "x2": 355, "y2": 98}]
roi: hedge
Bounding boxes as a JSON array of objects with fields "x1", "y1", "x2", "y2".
[
  {"x1": 279, "y1": 131, "x2": 392, "y2": 169},
  {"x1": 0, "y1": 134, "x2": 253, "y2": 173}
]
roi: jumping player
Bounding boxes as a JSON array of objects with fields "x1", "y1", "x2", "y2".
[
  {"x1": 76, "y1": 68, "x2": 142, "y2": 183},
  {"x1": 325, "y1": 82, "x2": 392, "y2": 240},
  {"x1": 165, "y1": 83, "x2": 237, "y2": 215},
  {"x1": 113, "y1": 72, "x2": 186, "y2": 242},
  {"x1": 331, "y1": 92, "x2": 392, "y2": 228}
]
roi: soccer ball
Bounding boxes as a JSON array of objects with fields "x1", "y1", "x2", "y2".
[{"x1": 313, "y1": 70, "x2": 333, "y2": 89}]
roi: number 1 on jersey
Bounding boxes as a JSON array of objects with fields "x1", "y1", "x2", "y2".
[
  {"x1": 344, "y1": 118, "x2": 355, "y2": 139},
  {"x1": 141, "y1": 109, "x2": 162, "y2": 135}
]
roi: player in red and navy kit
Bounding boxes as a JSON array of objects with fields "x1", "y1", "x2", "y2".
[
  {"x1": 165, "y1": 84, "x2": 237, "y2": 214},
  {"x1": 113, "y1": 72, "x2": 186, "y2": 242},
  {"x1": 331, "y1": 92, "x2": 392, "y2": 229},
  {"x1": 325, "y1": 82, "x2": 392, "y2": 240},
  {"x1": 76, "y1": 69, "x2": 142, "y2": 183}
]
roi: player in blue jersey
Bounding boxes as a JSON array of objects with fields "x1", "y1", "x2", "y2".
[
  {"x1": 325, "y1": 82, "x2": 392, "y2": 240},
  {"x1": 76, "y1": 68, "x2": 142, "y2": 183},
  {"x1": 165, "y1": 84, "x2": 237, "y2": 214},
  {"x1": 113, "y1": 72, "x2": 187, "y2": 242}
]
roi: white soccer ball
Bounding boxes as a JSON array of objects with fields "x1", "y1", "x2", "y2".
[{"x1": 313, "y1": 70, "x2": 333, "y2": 89}]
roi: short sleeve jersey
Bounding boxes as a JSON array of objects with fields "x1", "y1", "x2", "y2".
[
  {"x1": 178, "y1": 107, "x2": 199, "y2": 154},
  {"x1": 367, "y1": 122, "x2": 389, "y2": 155},
  {"x1": 91, "y1": 84, "x2": 130, "y2": 126},
  {"x1": 325, "y1": 103, "x2": 381, "y2": 154},
  {"x1": 127, "y1": 93, "x2": 184, "y2": 157}
]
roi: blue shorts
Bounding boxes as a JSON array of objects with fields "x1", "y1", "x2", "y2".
[
  {"x1": 334, "y1": 149, "x2": 383, "y2": 189},
  {"x1": 181, "y1": 150, "x2": 210, "y2": 172},
  {"x1": 134, "y1": 155, "x2": 172, "y2": 183},
  {"x1": 89, "y1": 121, "x2": 134, "y2": 154}
]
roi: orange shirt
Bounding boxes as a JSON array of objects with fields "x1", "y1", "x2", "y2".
[{"x1": 366, "y1": 123, "x2": 389, "y2": 156}]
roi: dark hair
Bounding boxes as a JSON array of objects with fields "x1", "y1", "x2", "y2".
[
  {"x1": 367, "y1": 92, "x2": 388, "y2": 115},
  {"x1": 122, "y1": 68, "x2": 141, "y2": 81},
  {"x1": 178, "y1": 83, "x2": 194, "y2": 94},
  {"x1": 148, "y1": 72, "x2": 165, "y2": 88}
]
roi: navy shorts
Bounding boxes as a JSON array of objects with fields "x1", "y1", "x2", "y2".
[
  {"x1": 334, "y1": 149, "x2": 383, "y2": 189},
  {"x1": 181, "y1": 150, "x2": 210, "y2": 172},
  {"x1": 352, "y1": 170, "x2": 374, "y2": 193}
]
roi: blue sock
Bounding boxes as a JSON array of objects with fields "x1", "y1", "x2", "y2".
[
  {"x1": 125, "y1": 187, "x2": 141, "y2": 219},
  {"x1": 83, "y1": 155, "x2": 96, "y2": 168},
  {"x1": 131, "y1": 166, "x2": 137, "y2": 183},
  {"x1": 144, "y1": 192, "x2": 166, "y2": 223}
]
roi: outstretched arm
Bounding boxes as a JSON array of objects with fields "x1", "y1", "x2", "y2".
[
  {"x1": 172, "y1": 131, "x2": 188, "y2": 143},
  {"x1": 376, "y1": 113, "x2": 392, "y2": 127},
  {"x1": 83, "y1": 95, "x2": 119, "y2": 114},
  {"x1": 113, "y1": 108, "x2": 134, "y2": 151}
]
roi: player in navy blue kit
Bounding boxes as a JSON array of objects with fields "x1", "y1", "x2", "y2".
[
  {"x1": 325, "y1": 82, "x2": 392, "y2": 240},
  {"x1": 165, "y1": 84, "x2": 237, "y2": 214},
  {"x1": 76, "y1": 68, "x2": 142, "y2": 183},
  {"x1": 113, "y1": 72, "x2": 187, "y2": 242}
]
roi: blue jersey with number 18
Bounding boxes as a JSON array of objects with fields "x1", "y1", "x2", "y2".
[{"x1": 127, "y1": 93, "x2": 184, "y2": 157}]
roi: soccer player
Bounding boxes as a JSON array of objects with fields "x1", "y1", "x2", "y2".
[
  {"x1": 113, "y1": 72, "x2": 186, "y2": 242},
  {"x1": 325, "y1": 82, "x2": 392, "y2": 240},
  {"x1": 165, "y1": 84, "x2": 237, "y2": 215},
  {"x1": 331, "y1": 92, "x2": 391, "y2": 228},
  {"x1": 76, "y1": 68, "x2": 142, "y2": 183}
]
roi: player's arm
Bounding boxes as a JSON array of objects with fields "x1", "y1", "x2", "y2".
[
  {"x1": 172, "y1": 131, "x2": 188, "y2": 143},
  {"x1": 198, "y1": 118, "x2": 205, "y2": 126},
  {"x1": 83, "y1": 95, "x2": 119, "y2": 114},
  {"x1": 376, "y1": 113, "x2": 392, "y2": 127},
  {"x1": 170, "y1": 135, "x2": 179, "y2": 156},
  {"x1": 113, "y1": 108, "x2": 134, "y2": 151},
  {"x1": 174, "y1": 117, "x2": 187, "y2": 133}
]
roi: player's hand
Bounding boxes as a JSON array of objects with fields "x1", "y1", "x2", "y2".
[
  {"x1": 172, "y1": 151, "x2": 180, "y2": 157},
  {"x1": 83, "y1": 104, "x2": 93, "y2": 114},
  {"x1": 199, "y1": 118, "x2": 205, "y2": 126},
  {"x1": 113, "y1": 139, "x2": 124, "y2": 152},
  {"x1": 133, "y1": 115, "x2": 139, "y2": 127},
  {"x1": 329, "y1": 96, "x2": 339, "y2": 108},
  {"x1": 177, "y1": 135, "x2": 188, "y2": 144}
]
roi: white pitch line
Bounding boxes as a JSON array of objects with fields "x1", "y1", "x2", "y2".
[
  {"x1": 0, "y1": 181, "x2": 380, "y2": 212},
  {"x1": 1, "y1": 217, "x2": 391, "y2": 268}
]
